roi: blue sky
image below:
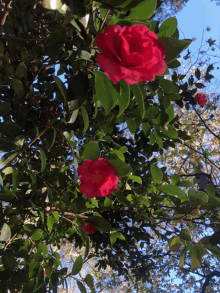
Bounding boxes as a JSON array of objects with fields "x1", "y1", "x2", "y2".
[{"x1": 177, "y1": 0, "x2": 220, "y2": 75}]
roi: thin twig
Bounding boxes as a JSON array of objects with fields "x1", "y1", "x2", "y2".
[
  {"x1": 99, "y1": 8, "x2": 110, "y2": 32},
  {"x1": 0, "y1": 0, "x2": 12, "y2": 31}
]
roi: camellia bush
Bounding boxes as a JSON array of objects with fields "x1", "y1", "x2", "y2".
[{"x1": 0, "y1": 0, "x2": 220, "y2": 292}]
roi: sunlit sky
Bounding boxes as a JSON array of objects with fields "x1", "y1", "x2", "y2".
[{"x1": 177, "y1": 0, "x2": 220, "y2": 77}]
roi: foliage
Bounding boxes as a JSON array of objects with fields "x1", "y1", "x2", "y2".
[{"x1": 0, "y1": 0, "x2": 219, "y2": 293}]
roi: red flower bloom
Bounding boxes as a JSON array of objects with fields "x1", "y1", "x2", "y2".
[
  {"x1": 195, "y1": 93, "x2": 207, "y2": 106},
  {"x1": 82, "y1": 223, "x2": 96, "y2": 234},
  {"x1": 77, "y1": 158, "x2": 118, "y2": 198},
  {"x1": 95, "y1": 24, "x2": 166, "y2": 84}
]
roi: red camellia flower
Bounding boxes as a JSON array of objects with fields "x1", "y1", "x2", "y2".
[
  {"x1": 95, "y1": 24, "x2": 166, "y2": 84},
  {"x1": 77, "y1": 158, "x2": 118, "y2": 198},
  {"x1": 82, "y1": 223, "x2": 96, "y2": 234},
  {"x1": 195, "y1": 93, "x2": 207, "y2": 106}
]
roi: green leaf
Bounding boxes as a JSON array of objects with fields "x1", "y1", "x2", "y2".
[
  {"x1": 0, "y1": 138, "x2": 17, "y2": 152},
  {"x1": 72, "y1": 255, "x2": 83, "y2": 275},
  {"x1": 47, "y1": 215, "x2": 55, "y2": 233},
  {"x1": 87, "y1": 215, "x2": 112, "y2": 232},
  {"x1": 195, "y1": 68, "x2": 201, "y2": 79},
  {"x1": 81, "y1": 106, "x2": 89, "y2": 133},
  {"x1": 48, "y1": 128, "x2": 57, "y2": 150},
  {"x1": 12, "y1": 168, "x2": 18, "y2": 193},
  {"x1": 94, "y1": 71, "x2": 118, "y2": 115},
  {"x1": 110, "y1": 232, "x2": 125, "y2": 245},
  {"x1": 150, "y1": 165, "x2": 163, "y2": 184},
  {"x1": 130, "y1": 84, "x2": 145, "y2": 119},
  {"x1": 31, "y1": 229, "x2": 44, "y2": 241},
  {"x1": 82, "y1": 141, "x2": 100, "y2": 161},
  {"x1": 54, "y1": 76, "x2": 67, "y2": 101},
  {"x1": 117, "y1": 80, "x2": 130, "y2": 117},
  {"x1": 11, "y1": 78, "x2": 25, "y2": 96},
  {"x1": 15, "y1": 62, "x2": 27, "y2": 78},
  {"x1": 37, "y1": 147, "x2": 47, "y2": 173},
  {"x1": 171, "y1": 175, "x2": 180, "y2": 185},
  {"x1": 77, "y1": 281, "x2": 87, "y2": 293},
  {"x1": 162, "y1": 125, "x2": 178, "y2": 139},
  {"x1": 161, "y1": 184, "x2": 188, "y2": 202},
  {"x1": 166, "y1": 104, "x2": 174, "y2": 122},
  {"x1": 0, "y1": 152, "x2": 18, "y2": 167},
  {"x1": 145, "y1": 106, "x2": 159, "y2": 119},
  {"x1": 0, "y1": 121, "x2": 22, "y2": 136},
  {"x1": 2, "y1": 255, "x2": 17, "y2": 270},
  {"x1": 206, "y1": 184, "x2": 215, "y2": 197},
  {"x1": 0, "y1": 223, "x2": 11, "y2": 242},
  {"x1": 85, "y1": 274, "x2": 95, "y2": 293},
  {"x1": 169, "y1": 236, "x2": 183, "y2": 252},
  {"x1": 159, "y1": 79, "x2": 175, "y2": 94},
  {"x1": 77, "y1": 50, "x2": 91, "y2": 61},
  {"x1": 128, "y1": 0, "x2": 157, "y2": 20},
  {"x1": 104, "y1": 197, "x2": 113, "y2": 207},
  {"x1": 114, "y1": 190, "x2": 131, "y2": 206},
  {"x1": 168, "y1": 59, "x2": 181, "y2": 69},
  {"x1": 108, "y1": 159, "x2": 132, "y2": 177},
  {"x1": 42, "y1": 0, "x2": 62, "y2": 9},
  {"x1": 189, "y1": 190, "x2": 209, "y2": 206},
  {"x1": 142, "y1": 122, "x2": 151, "y2": 135},
  {"x1": 159, "y1": 17, "x2": 177, "y2": 37},
  {"x1": 68, "y1": 109, "x2": 79, "y2": 124},
  {"x1": 159, "y1": 37, "x2": 192, "y2": 64},
  {"x1": 179, "y1": 250, "x2": 186, "y2": 267},
  {"x1": 84, "y1": 237, "x2": 90, "y2": 260},
  {"x1": 195, "y1": 82, "x2": 205, "y2": 88},
  {"x1": 128, "y1": 174, "x2": 142, "y2": 184},
  {"x1": 0, "y1": 102, "x2": 11, "y2": 116}
]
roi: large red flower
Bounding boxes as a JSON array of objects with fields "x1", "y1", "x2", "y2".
[
  {"x1": 82, "y1": 223, "x2": 96, "y2": 234},
  {"x1": 95, "y1": 24, "x2": 166, "y2": 84},
  {"x1": 77, "y1": 158, "x2": 118, "y2": 198},
  {"x1": 195, "y1": 93, "x2": 207, "y2": 106}
]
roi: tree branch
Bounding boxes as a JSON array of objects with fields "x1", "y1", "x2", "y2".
[{"x1": 201, "y1": 270, "x2": 220, "y2": 293}]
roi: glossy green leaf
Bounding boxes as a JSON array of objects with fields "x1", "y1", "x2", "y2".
[
  {"x1": 11, "y1": 78, "x2": 25, "y2": 96},
  {"x1": 161, "y1": 184, "x2": 188, "y2": 202},
  {"x1": 150, "y1": 165, "x2": 163, "y2": 184},
  {"x1": 42, "y1": 0, "x2": 62, "y2": 9},
  {"x1": 72, "y1": 255, "x2": 83, "y2": 275},
  {"x1": 37, "y1": 147, "x2": 47, "y2": 173},
  {"x1": 85, "y1": 274, "x2": 95, "y2": 293},
  {"x1": 54, "y1": 76, "x2": 67, "y2": 101},
  {"x1": 159, "y1": 79, "x2": 175, "y2": 94},
  {"x1": 94, "y1": 71, "x2": 118, "y2": 115},
  {"x1": 81, "y1": 106, "x2": 89, "y2": 133},
  {"x1": 82, "y1": 141, "x2": 100, "y2": 161},
  {"x1": 117, "y1": 80, "x2": 130, "y2": 117},
  {"x1": 108, "y1": 159, "x2": 132, "y2": 177},
  {"x1": 159, "y1": 17, "x2": 177, "y2": 37},
  {"x1": 128, "y1": 0, "x2": 157, "y2": 20},
  {"x1": 159, "y1": 37, "x2": 191, "y2": 64},
  {"x1": 130, "y1": 84, "x2": 145, "y2": 119},
  {"x1": 0, "y1": 223, "x2": 11, "y2": 242},
  {"x1": 110, "y1": 232, "x2": 125, "y2": 245},
  {"x1": 77, "y1": 281, "x2": 87, "y2": 293},
  {"x1": 31, "y1": 229, "x2": 44, "y2": 241},
  {"x1": 87, "y1": 216, "x2": 112, "y2": 232}
]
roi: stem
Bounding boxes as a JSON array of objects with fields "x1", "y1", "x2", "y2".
[{"x1": 0, "y1": 0, "x2": 12, "y2": 31}]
